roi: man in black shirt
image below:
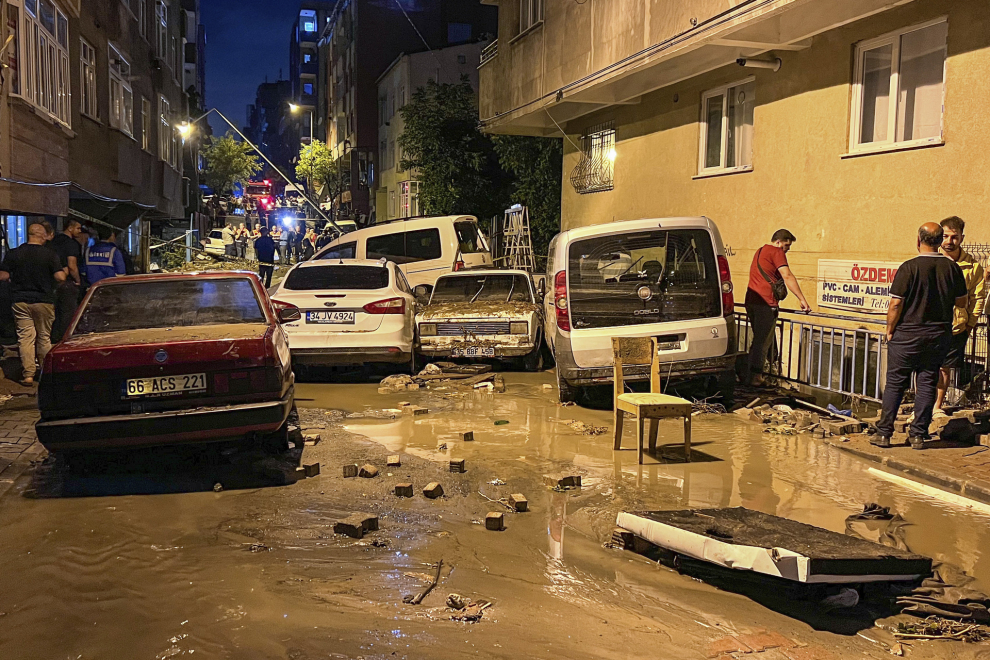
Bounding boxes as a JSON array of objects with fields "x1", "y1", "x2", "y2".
[
  {"x1": 874, "y1": 223, "x2": 968, "y2": 449},
  {"x1": 0, "y1": 223, "x2": 67, "y2": 385},
  {"x1": 49, "y1": 219, "x2": 84, "y2": 343}
]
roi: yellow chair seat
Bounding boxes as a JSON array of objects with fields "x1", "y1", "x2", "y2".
[{"x1": 617, "y1": 393, "x2": 691, "y2": 407}]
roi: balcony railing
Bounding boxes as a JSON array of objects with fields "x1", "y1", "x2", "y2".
[{"x1": 480, "y1": 40, "x2": 498, "y2": 67}]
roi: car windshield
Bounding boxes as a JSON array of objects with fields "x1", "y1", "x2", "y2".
[
  {"x1": 73, "y1": 279, "x2": 267, "y2": 335},
  {"x1": 454, "y1": 222, "x2": 487, "y2": 254},
  {"x1": 284, "y1": 266, "x2": 389, "y2": 290},
  {"x1": 431, "y1": 274, "x2": 532, "y2": 304}
]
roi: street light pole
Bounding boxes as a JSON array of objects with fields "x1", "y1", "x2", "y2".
[{"x1": 180, "y1": 108, "x2": 342, "y2": 233}]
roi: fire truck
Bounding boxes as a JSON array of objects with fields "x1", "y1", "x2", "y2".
[{"x1": 244, "y1": 180, "x2": 274, "y2": 220}]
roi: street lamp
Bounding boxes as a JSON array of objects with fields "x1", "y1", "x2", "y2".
[
  {"x1": 289, "y1": 103, "x2": 314, "y2": 144},
  {"x1": 182, "y1": 107, "x2": 342, "y2": 234}
]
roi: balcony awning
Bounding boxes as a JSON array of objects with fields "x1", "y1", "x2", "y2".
[
  {"x1": 68, "y1": 184, "x2": 161, "y2": 232},
  {"x1": 483, "y1": 0, "x2": 916, "y2": 135}
]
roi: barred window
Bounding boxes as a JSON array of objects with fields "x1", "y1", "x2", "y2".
[{"x1": 570, "y1": 122, "x2": 615, "y2": 194}]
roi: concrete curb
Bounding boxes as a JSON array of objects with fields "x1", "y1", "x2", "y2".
[
  {"x1": 825, "y1": 437, "x2": 990, "y2": 506},
  {"x1": 0, "y1": 443, "x2": 44, "y2": 501}
]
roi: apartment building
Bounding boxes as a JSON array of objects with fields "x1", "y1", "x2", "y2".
[
  {"x1": 479, "y1": 0, "x2": 990, "y2": 316},
  {"x1": 376, "y1": 43, "x2": 486, "y2": 222},
  {"x1": 1, "y1": 0, "x2": 191, "y2": 266}
]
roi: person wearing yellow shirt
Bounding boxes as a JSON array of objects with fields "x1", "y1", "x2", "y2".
[{"x1": 935, "y1": 216, "x2": 986, "y2": 415}]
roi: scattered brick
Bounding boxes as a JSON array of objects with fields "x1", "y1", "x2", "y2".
[
  {"x1": 404, "y1": 405, "x2": 428, "y2": 415},
  {"x1": 333, "y1": 518, "x2": 364, "y2": 539},
  {"x1": 356, "y1": 514, "x2": 379, "y2": 532},
  {"x1": 705, "y1": 636, "x2": 753, "y2": 658},
  {"x1": 359, "y1": 464, "x2": 379, "y2": 478},
  {"x1": 508, "y1": 493, "x2": 528, "y2": 512},
  {"x1": 449, "y1": 459, "x2": 466, "y2": 473},
  {"x1": 387, "y1": 455, "x2": 401, "y2": 467},
  {"x1": 303, "y1": 463, "x2": 320, "y2": 477},
  {"x1": 544, "y1": 474, "x2": 581, "y2": 489},
  {"x1": 342, "y1": 464, "x2": 359, "y2": 478},
  {"x1": 303, "y1": 434, "x2": 321, "y2": 446},
  {"x1": 461, "y1": 431, "x2": 474, "y2": 442},
  {"x1": 485, "y1": 512, "x2": 505, "y2": 531},
  {"x1": 395, "y1": 483, "x2": 414, "y2": 498},
  {"x1": 423, "y1": 482, "x2": 444, "y2": 499}
]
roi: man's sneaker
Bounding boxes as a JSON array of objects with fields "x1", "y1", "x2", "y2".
[
  {"x1": 909, "y1": 436, "x2": 926, "y2": 450},
  {"x1": 932, "y1": 408, "x2": 949, "y2": 419},
  {"x1": 870, "y1": 435, "x2": 892, "y2": 448}
]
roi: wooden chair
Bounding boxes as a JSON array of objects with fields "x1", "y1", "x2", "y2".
[{"x1": 612, "y1": 337, "x2": 693, "y2": 464}]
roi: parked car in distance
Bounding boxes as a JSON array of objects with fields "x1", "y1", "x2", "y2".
[
  {"x1": 544, "y1": 217, "x2": 737, "y2": 403},
  {"x1": 202, "y1": 229, "x2": 227, "y2": 256},
  {"x1": 273, "y1": 259, "x2": 417, "y2": 370},
  {"x1": 313, "y1": 215, "x2": 493, "y2": 289},
  {"x1": 417, "y1": 269, "x2": 545, "y2": 371},
  {"x1": 36, "y1": 272, "x2": 296, "y2": 453}
]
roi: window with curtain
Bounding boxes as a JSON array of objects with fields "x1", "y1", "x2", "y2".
[
  {"x1": 109, "y1": 43, "x2": 134, "y2": 136},
  {"x1": 15, "y1": 0, "x2": 70, "y2": 127},
  {"x1": 698, "y1": 78, "x2": 755, "y2": 174},
  {"x1": 80, "y1": 38, "x2": 97, "y2": 119},
  {"x1": 852, "y1": 19, "x2": 948, "y2": 152}
]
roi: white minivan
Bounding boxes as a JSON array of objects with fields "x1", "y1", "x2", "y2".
[
  {"x1": 312, "y1": 215, "x2": 493, "y2": 289},
  {"x1": 544, "y1": 217, "x2": 738, "y2": 403}
]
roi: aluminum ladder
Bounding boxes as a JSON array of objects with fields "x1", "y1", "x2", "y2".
[{"x1": 502, "y1": 204, "x2": 536, "y2": 272}]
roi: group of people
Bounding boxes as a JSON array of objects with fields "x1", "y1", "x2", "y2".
[
  {"x1": 0, "y1": 219, "x2": 130, "y2": 386},
  {"x1": 746, "y1": 216, "x2": 984, "y2": 451},
  {"x1": 220, "y1": 222, "x2": 322, "y2": 267}
]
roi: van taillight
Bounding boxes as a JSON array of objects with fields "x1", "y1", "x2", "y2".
[
  {"x1": 364, "y1": 297, "x2": 405, "y2": 315},
  {"x1": 554, "y1": 270, "x2": 570, "y2": 332},
  {"x1": 717, "y1": 255, "x2": 734, "y2": 313},
  {"x1": 454, "y1": 260, "x2": 465, "y2": 271}
]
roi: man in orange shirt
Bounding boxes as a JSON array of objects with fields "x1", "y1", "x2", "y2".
[{"x1": 743, "y1": 229, "x2": 811, "y2": 386}]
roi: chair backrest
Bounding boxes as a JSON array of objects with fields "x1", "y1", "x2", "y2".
[{"x1": 612, "y1": 337, "x2": 660, "y2": 398}]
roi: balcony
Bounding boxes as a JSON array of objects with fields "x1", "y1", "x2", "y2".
[{"x1": 480, "y1": 39, "x2": 498, "y2": 67}]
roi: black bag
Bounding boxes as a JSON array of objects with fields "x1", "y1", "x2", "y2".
[{"x1": 757, "y1": 247, "x2": 788, "y2": 302}]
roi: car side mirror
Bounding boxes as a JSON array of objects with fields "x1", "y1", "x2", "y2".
[
  {"x1": 536, "y1": 278, "x2": 547, "y2": 300},
  {"x1": 413, "y1": 284, "x2": 432, "y2": 304},
  {"x1": 277, "y1": 306, "x2": 301, "y2": 323}
]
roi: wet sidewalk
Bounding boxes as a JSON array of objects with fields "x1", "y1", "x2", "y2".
[
  {"x1": 825, "y1": 434, "x2": 990, "y2": 505},
  {"x1": 0, "y1": 395, "x2": 43, "y2": 499}
]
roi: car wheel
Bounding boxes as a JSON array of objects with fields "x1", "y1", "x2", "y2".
[
  {"x1": 522, "y1": 341, "x2": 544, "y2": 372},
  {"x1": 556, "y1": 367, "x2": 580, "y2": 404},
  {"x1": 257, "y1": 422, "x2": 290, "y2": 455},
  {"x1": 711, "y1": 370, "x2": 736, "y2": 407},
  {"x1": 409, "y1": 351, "x2": 418, "y2": 376}
]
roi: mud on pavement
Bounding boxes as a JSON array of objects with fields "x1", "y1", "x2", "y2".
[{"x1": 0, "y1": 373, "x2": 989, "y2": 659}]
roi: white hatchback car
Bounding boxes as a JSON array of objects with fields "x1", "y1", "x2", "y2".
[{"x1": 272, "y1": 259, "x2": 417, "y2": 370}]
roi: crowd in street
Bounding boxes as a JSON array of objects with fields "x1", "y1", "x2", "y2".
[
  {"x1": 214, "y1": 218, "x2": 341, "y2": 287},
  {"x1": 0, "y1": 219, "x2": 134, "y2": 386},
  {"x1": 746, "y1": 216, "x2": 985, "y2": 451}
]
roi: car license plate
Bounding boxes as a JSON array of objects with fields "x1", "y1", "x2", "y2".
[
  {"x1": 452, "y1": 347, "x2": 496, "y2": 358},
  {"x1": 124, "y1": 373, "x2": 207, "y2": 398},
  {"x1": 306, "y1": 311, "x2": 355, "y2": 324},
  {"x1": 658, "y1": 341, "x2": 681, "y2": 351}
]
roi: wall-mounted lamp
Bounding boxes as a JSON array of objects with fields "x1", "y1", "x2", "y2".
[{"x1": 736, "y1": 57, "x2": 782, "y2": 72}]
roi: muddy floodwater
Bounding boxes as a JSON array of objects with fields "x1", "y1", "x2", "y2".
[{"x1": 1, "y1": 372, "x2": 988, "y2": 659}]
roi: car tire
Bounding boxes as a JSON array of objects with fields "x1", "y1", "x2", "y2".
[
  {"x1": 257, "y1": 422, "x2": 290, "y2": 455},
  {"x1": 556, "y1": 367, "x2": 580, "y2": 404},
  {"x1": 521, "y1": 337, "x2": 544, "y2": 372},
  {"x1": 409, "y1": 351, "x2": 418, "y2": 376}
]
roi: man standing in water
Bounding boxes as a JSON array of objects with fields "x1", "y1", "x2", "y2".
[{"x1": 874, "y1": 223, "x2": 967, "y2": 450}]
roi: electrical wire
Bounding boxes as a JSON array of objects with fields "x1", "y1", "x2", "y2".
[{"x1": 391, "y1": 0, "x2": 452, "y2": 80}]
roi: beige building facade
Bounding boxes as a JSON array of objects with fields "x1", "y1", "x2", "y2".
[
  {"x1": 479, "y1": 0, "x2": 990, "y2": 314},
  {"x1": 376, "y1": 43, "x2": 486, "y2": 223}
]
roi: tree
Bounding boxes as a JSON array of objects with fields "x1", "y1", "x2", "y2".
[
  {"x1": 491, "y1": 135, "x2": 563, "y2": 258},
  {"x1": 398, "y1": 78, "x2": 511, "y2": 222},
  {"x1": 201, "y1": 132, "x2": 262, "y2": 195},
  {"x1": 296, "y1": 139, "x2": 346, "y2": 221}
]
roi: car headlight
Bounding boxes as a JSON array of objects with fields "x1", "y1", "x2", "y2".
[
  {"x1": 420, "y1": 323, "x2": 437, "y2": 336},
  {"x1": 509, "y1": 321, "x2": 529, "y2": 335}
]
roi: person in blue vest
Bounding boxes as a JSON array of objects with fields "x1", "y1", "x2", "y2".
[{"x1": 86, "y1": 225, "x2": 126, "y2": 285}]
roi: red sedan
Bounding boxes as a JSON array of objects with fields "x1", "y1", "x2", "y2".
[{"x1": 36, "y1": 272, "x2": 298, "y2": 453}]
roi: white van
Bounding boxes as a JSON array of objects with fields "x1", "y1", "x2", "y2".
[
  {"x1": 312, "y1": 215, "x2": 493, "y2": 289},
  {"x1": 544, "y1": 217, "x2": 738, "y2": 403}
]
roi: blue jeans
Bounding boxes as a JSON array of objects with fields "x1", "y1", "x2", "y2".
[{"x1": 877, "y1": 331, "x2": 951, "y2": 439}]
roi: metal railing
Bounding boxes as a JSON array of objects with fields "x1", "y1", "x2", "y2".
[
  {"x1": 480, "y1": 40, "x2": 498, "y2": 67},
  {"x1": 736, "y1": 304, "x2": 990, "y2": 404}
]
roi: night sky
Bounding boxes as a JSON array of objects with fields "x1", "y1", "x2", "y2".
[{"x1": 201, "y1": 0, "x2": 301, "y2": 134}]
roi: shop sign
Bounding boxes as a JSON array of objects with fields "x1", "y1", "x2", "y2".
[{"x1": 817, "y1": 259, "x2": 901, "y2": 315}]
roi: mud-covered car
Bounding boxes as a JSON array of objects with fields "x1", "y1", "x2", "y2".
[
  {"x1": 36, "y1": 272, "x2": 295, "y2": 453},
  {"x1": 415, "y1": 269, "x2": 545, "y2": 371}
]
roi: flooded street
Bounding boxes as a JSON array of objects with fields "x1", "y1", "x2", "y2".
[{"x1": 1, "y1": 372, "x2": 988, "y2": 659}]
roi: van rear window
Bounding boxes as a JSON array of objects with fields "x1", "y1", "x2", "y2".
[
  {"x1": 567, "y1": 229, "x2": 720, "y2": 330},
  {"x1": 454, "y1": 222, "x2": 486, "y2": 254}
]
